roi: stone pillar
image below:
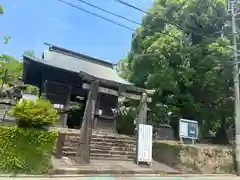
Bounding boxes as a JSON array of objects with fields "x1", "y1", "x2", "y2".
[
  {"x1": 113, "y1": 96, "x2": 119, "y2": 133},
  {"x1": 136, "y1": 92, "x2": 148, "y2": 164},
  {"x1": 59, "y1": 113, "x2": 68, "y2": 128},
  {"x1": 114, "y1": 86, "x2": 126, "y2": 133},
  {"x1": 55, "y1": 131, "x2": 66, "y2": 158},
  {"x1": 42, "y1": 81, "x2": 47, "y2": 99},
  {"x1": 138, "y1": 92, "x2": 148, "y2": 125},
  {"x1": 61, "y1": 85, "x2": 72, "y2": 128},
  {"x1": 76, "y1": 80, "x2": 99, "y2": 164}
]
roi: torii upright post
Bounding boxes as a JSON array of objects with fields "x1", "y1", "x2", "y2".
[
  {"x1": 136, "y1": 92, "x2": 148, "y2": 164},
  {"x1": 76, "y1": 80, "x2": 99, "y2": 164},
  {"x1": 138, "y1": 92, "x2": 148, "y2": 125}
]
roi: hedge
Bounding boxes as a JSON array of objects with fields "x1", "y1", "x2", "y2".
[{"x1": 0, "y1": 126, "x2": 57, "y2": 174}]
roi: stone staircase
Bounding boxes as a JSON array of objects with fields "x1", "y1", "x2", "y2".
[{"x1": 62, "y1": 130, "x2": 136, "y2": 161}]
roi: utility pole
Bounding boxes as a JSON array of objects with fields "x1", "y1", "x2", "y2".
[{"x1": 230, "y1": 0, "x2": 240, "y2": 175}]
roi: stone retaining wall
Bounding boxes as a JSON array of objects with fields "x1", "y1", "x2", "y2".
[{"x1": 152, "y1": 141, "x2": 235, "y2": 174}]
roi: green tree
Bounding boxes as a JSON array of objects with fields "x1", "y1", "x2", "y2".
[
  {"x1": 0, "y1": 54, "x2": 23, "y2": 85},
  {"x1": 124, "y1": 0, "x2": 233, "y2": 142},
  {"x1": 0, "y1": 5, "x2": 10, "y2": 44},
  {"x1": 3, "y1": 36, "x2": 10, "y2": 44},
  {"x1": 0, "y1": 4, "x2": 4, "y2": 15},
  {"x1": 116, "y1": 57, "x2": 131, "y2": 80},
  {"x1": 0, "y1": 52, "x2": 39, "y2": 95},
  {"x1": 23, "y1": 50, "x2": 35, "y2": 57}
]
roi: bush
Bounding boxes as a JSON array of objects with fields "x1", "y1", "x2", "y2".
[
  {"x1": 24, "y1": 85, "x2": 39, "y2": 96},
  {"x1": 9, "y1": 98, "x2": 59, "y2": 128},
  {"x1": 0, "y1": 126, "x2": 57, "y2": 174},
  {"x1": 116, "y1": 106, "x2": 136, "y2": 135}
]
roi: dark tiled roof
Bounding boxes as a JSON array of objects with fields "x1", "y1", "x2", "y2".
[
  {"x1": 24, "y1": 49, "x2": 131, "y2": 86},
  {"x1": 45, "y1": 43, "x2": 115, "y2": 67}
]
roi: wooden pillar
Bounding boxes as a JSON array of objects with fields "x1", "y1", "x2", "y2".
[{"x1": 76, "y1": 80, "x2": 99, "y2": 164}]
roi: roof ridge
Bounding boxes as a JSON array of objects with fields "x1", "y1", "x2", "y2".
[{"x1": 44, "y1": 43, "x2": 115, "y2": 68}]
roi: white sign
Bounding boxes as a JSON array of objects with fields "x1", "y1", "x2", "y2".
[
  {"x1": 179, "y1": 119, "x2": 198, "y2": 139},
  {"x1": 19, "y1": 94, "x2": 38, "y2": 103},
  {"x1": 53, "y1": 104, "x2": 64, "y2": 109},
  {"x1": 98, "y1": 109, "x2": 103, "y2": 116},
  {"x1": 228, "y1": 0, "x2": 240, "y2": 12},
  {"x1": 137, "y1": 124, "x2": 153, "y2": 165}
]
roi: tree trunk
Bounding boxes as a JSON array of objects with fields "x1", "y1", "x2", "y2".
[{"x1": 213, "y1": 117, "x2": 229, "y2": 145}]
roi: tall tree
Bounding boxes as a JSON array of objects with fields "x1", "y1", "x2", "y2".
[
  {"x1": 116, "y1": 57, "x2": 131, "y2": 80},
  {"x1": 0, "y1": 54, "x2": 23, "y2": 85},
  {"x1": 23, "y1": 50, "x2": 35, "y2": 57},
  {"x1": 123, "y1": 0, "x2": 233, "y2": 142},
  {"x1": 0, "y1": 4, "x2": 10, "y2": 44},
  {"x1": 0, "y1": 4, "x2": 3, "y2": 15}
]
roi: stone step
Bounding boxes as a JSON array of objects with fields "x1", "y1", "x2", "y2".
[
  {"x1": 65, "y1": 137, "x2": 136, "y2": 144},
  {"x1": 63, "y1": 145, "x2": 135, "y2": 152},
  {"x1": 63, "y1": 142, "x2": 136, "y2": 152},
  {"x1": 62, "y1": 151, "x2": 77, "y2": 156},
  {"x1": 62, "y1": 132, "x2": 136, "y2": 162},
  {"x1": 64, "y1": 141, "x2": 136, "y2": 149},
  {"x1": 91, "y1": 149, "x2": 135, "y2": 156},
  {"x1": 91, "y1": 141, "x2": 136, "y2": 147},
  {"x1": 63, "y1": 147, "x2": 135, "y2": 155},
  {"x1": 65, "y1": 133, "x2": 135, "y2": 141},
  {"x1": 63, "y1": 146, "x2": 136, "y2": 154},
  {"x1": 90, "y1": 153, "x2": 135, "y2": 161},
  {"x1": 91, "y1": 138, "x2": 136, "y2": 145},
  {"x1": 65, "y1": 137, "x2": 136, "y2": 145},
  {"x1": 92, "y1": 133, "x2": 135, "y2": 140},
  {"x1": 62, "y1": 150, "x2": 135, "y2": 160},
  {"x1": 90, "y1": 144, "x2": 136, "y2": 151}
]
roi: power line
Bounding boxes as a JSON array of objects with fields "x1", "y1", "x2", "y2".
[
  {"x1": 59, "y1": 0, "x2": 222, "y2": 44},
  {"x1": 57, "y1": 0, "x2": 237, "y2": 64},
  {"x1": 57, "y1": 0, "x2": 185, "y2": 46},
  {"x1": 113, "y1": 0, "x2": 210, "y2": 39},
  {"x1": 57, "y1": 0, "x2": 135, "y2": 31},
  {"x1": 75, "y1": 0, "x2": 142, "y2": 26},
  {"x1": 114, "y1": 0, "x2": 240, "y2": 60},
  {"x1": 56, "y1": 1, "x2": 187, "y2": 62},
  {"x1": 73, "y1": 0, "x2": 185, "y2": 40}
]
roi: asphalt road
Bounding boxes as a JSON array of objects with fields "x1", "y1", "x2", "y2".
[{"x1": 0, "y1": 176, "x2": 239, "y2": 180}]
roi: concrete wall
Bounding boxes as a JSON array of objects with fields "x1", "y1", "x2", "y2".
[{"x1": 152, "y1": 141, "x2": 234, "y2": 174}]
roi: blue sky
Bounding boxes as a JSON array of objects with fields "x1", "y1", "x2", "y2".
[{"x1": 0, "y1": 0, "x2": 152, "y2": 63}]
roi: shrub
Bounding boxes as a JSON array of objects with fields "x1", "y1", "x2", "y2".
[
  {"x1": 9, "y1": 98, "x2": 59, "y2": 128},
  {"x1": 24, "y1": 85, "x2": 39, "y2": 96},
  {"x1": 0, "y1": 126, "x2": 57, "y2": 174},
  {"x1": 116, "y1": 106, "x2": 136, "y2": 135}
]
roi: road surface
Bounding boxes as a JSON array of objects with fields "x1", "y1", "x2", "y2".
[{"x1": 0, "y1": 175, "x2": 239, "y2": 180}]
